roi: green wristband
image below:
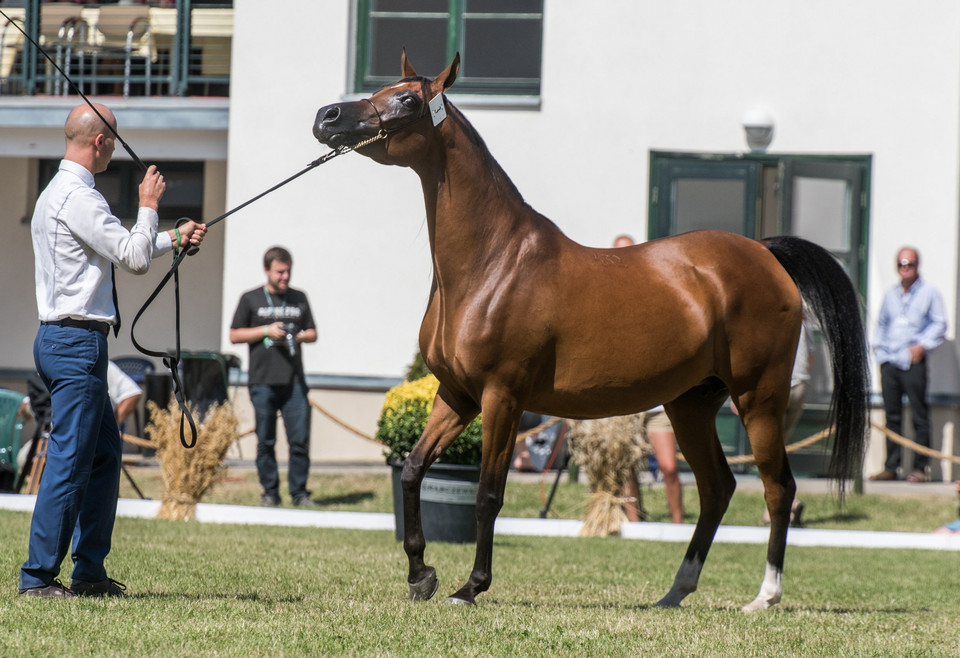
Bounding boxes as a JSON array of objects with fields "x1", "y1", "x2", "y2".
[{"x1": 174, "y1": 227, "x2": 181, "y2": 250}]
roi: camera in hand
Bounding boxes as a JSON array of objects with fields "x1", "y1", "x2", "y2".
[{"x1": 282, "y1": 323, "x2": 297, "y2": 356}]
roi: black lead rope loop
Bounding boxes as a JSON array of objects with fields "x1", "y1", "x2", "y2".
[
  {"x1": 131, "y1": 246, "x2": 198, "y2": 448},
  {"x1": 129, "y1": 147, "x2": 366, "y2": 448},
  {"x1": 3, "y1": 5, "x2": 373, "y2": 451}
]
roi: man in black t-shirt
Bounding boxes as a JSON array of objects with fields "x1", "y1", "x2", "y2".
[{"x1": 230, "y1": 246, "x2": 317, "y2": 507}]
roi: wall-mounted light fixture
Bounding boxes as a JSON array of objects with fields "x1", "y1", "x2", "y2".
[{"x1": 742, "y1": 107, "x2": 775, "y2": 152}]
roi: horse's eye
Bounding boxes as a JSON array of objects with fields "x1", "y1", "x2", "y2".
[{"x1": 400, "y1": 96, "x2": 419, "y2": 110}]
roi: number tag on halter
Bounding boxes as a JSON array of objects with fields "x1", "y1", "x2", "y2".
[{"x1": 429, "y1": 93, "x2": 447, "y2": 126}]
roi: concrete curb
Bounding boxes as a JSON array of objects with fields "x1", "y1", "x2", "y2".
[{"x1": 2, "y1": 494, "x2": 958, "y2": 551}]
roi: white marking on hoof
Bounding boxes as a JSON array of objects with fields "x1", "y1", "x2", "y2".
[
  {"x1": 657, "y1": 556, "x2": 703, "y2": 608},
  {"x1": 742, "y1": 562, "x2": 782, "y2": 613},
  {"x1": 444, "y1": 596, "x2": 474, "y2": 606}
]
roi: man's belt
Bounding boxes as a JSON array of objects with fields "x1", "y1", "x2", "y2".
[{"x1": 41, "y1": 318, "x2": 110, "y2": 336}]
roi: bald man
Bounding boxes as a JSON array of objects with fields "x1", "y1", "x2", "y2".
[
  {"x1": 19, "y1": 103, "x2": 206, "y2": 598},
  {"x1": 871, "y1": 246, "x2": 947, "y2": 483}
]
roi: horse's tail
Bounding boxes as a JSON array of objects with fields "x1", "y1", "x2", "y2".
[{"x1": 762, "y1": 236, "x2": 869, "y2": 498}]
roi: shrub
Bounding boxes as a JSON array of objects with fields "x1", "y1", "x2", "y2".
[{"x1": 375, "y1": 374, "x2": 482, "y2": 465}]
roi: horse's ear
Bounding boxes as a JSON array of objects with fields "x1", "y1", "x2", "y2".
[
  {"x1": 401, "y1": 48, "x2": 416, "y2": 77},
  {"x1": 436, "y1": 52, "x2": 460, "y2": 91}
]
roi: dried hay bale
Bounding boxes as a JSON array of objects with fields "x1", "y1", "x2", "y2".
[
  {"x1": 144, "y1": 397, "x2": 239, "y2": 521},
  {"x1": 569, "y1": 414, "x2": 650, "y2": 537}
]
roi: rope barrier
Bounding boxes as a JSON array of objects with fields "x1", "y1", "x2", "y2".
[
  {"x1": 129, "y1": 408, "x2": 960, "y2": 469},
  {"x1": 309, "y1": 398, "x2": 380, "y2": 444},
  {"x1": 680, "y1": 427, "x2": 835, "y2": 466},
  {"x1": 870, "y1": 420, "x2": 960, "y2": 466},
  {"x1": 305, "y1": 399, "x2": 562, "y2": 446}
]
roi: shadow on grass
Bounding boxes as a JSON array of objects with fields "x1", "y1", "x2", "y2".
[
  {"x1": 314, "y1": 492, "x2": 376, "y2": 506},
  {"x1": 126, "y1": 592, "x2": 306, "y2": 603},
  {"x1": 802, "y1": 511, "x2": 870, "y2": 525},
  {"x1": 493, "y1": 598, "x2": 926, "y2": 614}
]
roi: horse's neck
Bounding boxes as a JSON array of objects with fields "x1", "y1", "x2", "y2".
[{"x1": 416, "y1": 111, "x2": 543, "y2": 286}]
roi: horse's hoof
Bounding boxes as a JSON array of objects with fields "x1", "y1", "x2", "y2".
[
  {"x1": 741, "y1": 597, "x2": 777, "y2": 613},
  {"x1": 443, "y1": 595, "x2": 475, "y2": 606},
  {"x1": 408, "y1": 571, "x2": 439, "y2": 601},
  {"x1": 654, "y1": 596, "x2": 681, "y2": 609}
]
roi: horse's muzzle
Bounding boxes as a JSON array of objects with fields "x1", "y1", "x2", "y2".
[{"x1": 313, "y1": 102, "x2": 372, "y2": 148}]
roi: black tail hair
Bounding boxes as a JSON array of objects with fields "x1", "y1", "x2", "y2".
[{"x1": 763, "y1": 236, "x2": 869, "y2": 498}]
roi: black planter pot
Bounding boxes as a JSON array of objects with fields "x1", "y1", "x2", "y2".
[{"x1": 389, "y1": 459, "x2": 480, "y2": 544}]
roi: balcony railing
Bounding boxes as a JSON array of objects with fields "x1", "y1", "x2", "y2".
[{"x1": 0, "y1": 0, "x2": 232, "y2": 98}]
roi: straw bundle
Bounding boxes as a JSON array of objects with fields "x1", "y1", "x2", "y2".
[
  {"x1": 144, "y1": 398, "x2": 239, "y2": 521},
  {"x1": 569, "y1": 413, "x2": 650, "y2": 537}
]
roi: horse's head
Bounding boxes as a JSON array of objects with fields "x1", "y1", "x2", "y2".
[{"x1": 313, "y1": 50, "x2": 459, "y2": 166}]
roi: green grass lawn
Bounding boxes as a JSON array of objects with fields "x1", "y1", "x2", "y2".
[
  {"x1": 2, "y1": 469, "x2": 956, "y2": 655},
  {"x1": 1, "y1": 507, "x2": 957, "y2": 656}
]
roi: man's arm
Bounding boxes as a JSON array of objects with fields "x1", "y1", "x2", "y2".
[
  {"x1": 115, "y1": 393, "x2": 142, "y2": 426},
  {"x1": 230, "y1": 323, "x2": 286, "y2": 344}
]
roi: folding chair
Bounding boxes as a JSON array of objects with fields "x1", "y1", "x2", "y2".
[{"x1": 0, "y1": 388, "x2": 26, "y2": 492}]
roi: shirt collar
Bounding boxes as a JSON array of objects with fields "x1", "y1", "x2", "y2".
[{"x1": 59, "y1": 159, "x2": 95, "y2": 188}]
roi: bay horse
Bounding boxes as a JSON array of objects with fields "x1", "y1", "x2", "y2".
[{"x1": 313, "y1": 52, "x2": 868, "y2": 612}]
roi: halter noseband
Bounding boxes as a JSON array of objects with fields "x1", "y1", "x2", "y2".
[{"x1": 363, "y1": 78, "x2": 436, "y2": 139}]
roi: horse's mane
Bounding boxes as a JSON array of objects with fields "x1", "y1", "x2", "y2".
[{"x1": 444, "y1": 100, "x2": 526, "y2": 207}]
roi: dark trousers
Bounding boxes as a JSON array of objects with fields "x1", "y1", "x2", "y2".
[
  {"x1": 250, "y1": 380, "x2": 311, "y2": 501},
  {"x1": 880, "y1": 359, "x2": 930, "y2": 473},
  {"x1": 21, "y1": 325, "x2": 121, "y2": 589}
]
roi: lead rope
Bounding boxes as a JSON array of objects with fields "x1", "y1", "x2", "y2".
[
  {"x1": 131, "y1": 130, "x2": 387, "y2": 448},
  {"x1": 0, "y1": 6, "x2": 393, "y2": 449}
]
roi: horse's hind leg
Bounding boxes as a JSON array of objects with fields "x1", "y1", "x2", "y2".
[
  {"x1": 402, "y1": 388, "x2": 477, "y2": 601},
  {"x1": 446, "y1": 388, "x2": 521, "y2": 605},
  {"x1": 738, "y1": 397, "x2": 795, "y2": 613},
  {"x1": 656, "y1": 380, "x2": 735, "y2": 608}
]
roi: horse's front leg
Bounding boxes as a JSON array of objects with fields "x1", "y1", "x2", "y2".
[
  {"x1": 445, "y1": 390, "x2": 521, "y2": 605},
  {"x1": 402, "y1": 388, "x2": 477, "y2": 601}
]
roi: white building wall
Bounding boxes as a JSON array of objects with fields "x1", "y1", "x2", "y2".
[{"x1": 225, "y1": 0, "x2": 960, "y2": 384}]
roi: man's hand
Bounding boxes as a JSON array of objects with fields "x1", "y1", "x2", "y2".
[
  {"x1": 139, "y1": 165, "x2": 165, "y2": 211},
  {"x1": 909, "y1": 344, "x2": 926, "y2": 363},
  {"x1": 264, "y1": 321, "x2": 285, "y2": 341},
  {"x1": 174, "y1": 220, "x2": 207, "y2": 249}
]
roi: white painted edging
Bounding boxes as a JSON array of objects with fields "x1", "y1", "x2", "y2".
[{"x1": 2, "y1": 494, "x2": 958, "y2": 551}]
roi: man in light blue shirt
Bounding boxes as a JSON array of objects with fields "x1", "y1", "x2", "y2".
[{"x1": 870, "y1": 247, "x2": 946, "y2": 483}]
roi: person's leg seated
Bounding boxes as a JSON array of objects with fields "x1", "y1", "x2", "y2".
[
  {"x1": 250, "y1": 384, "x2": 281, "y2": 504},
  {"x1": 282, "y1": 380, "x2": 313, "y2": 505}
]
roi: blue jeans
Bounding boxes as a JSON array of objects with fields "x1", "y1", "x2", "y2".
[
  {"x1": 250, "y1": 380, "x2": 311, "y2": 501},
  {"x1": 20, "y1": 325, "x2": 121, "y2": 589}
]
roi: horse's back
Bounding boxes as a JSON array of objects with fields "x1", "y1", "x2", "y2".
[{"x1": 526, "y1": 230, "x2": 801, "y2": 416}]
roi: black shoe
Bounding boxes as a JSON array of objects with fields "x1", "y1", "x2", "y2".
[
  {"x1": 70, "y1": 578, "x2": 127, "y2": 598},
  {"x1": 260, "y1": 493, "x2": 281, "y2": 507},
  {"x1": 18, "y1": 579, "x2": 75, "y2": 598}
]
